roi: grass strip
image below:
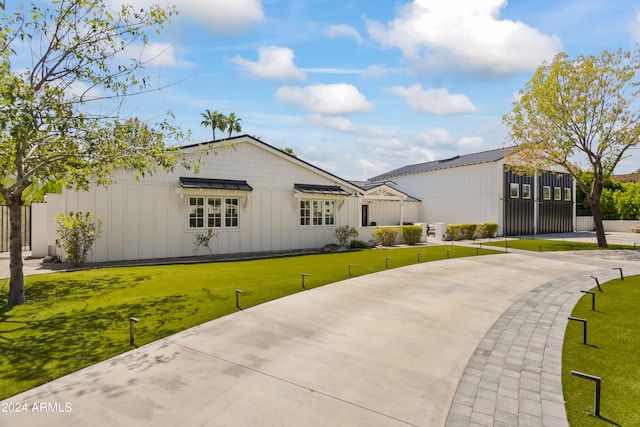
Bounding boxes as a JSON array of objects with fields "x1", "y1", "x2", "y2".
[
  {"x1": 479, "y1": 239, "x2": 637, "y2": 252},
  {"x1": 563, "y1": 275, "x2": 640, "y2": 426},
  {"x1": 0, "y1": 245, "x2": 496, "y2": 400}
]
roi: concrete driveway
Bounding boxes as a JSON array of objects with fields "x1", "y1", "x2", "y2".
[{"x1": 2, "y1": 235, "x2": 639, "y2": 426}]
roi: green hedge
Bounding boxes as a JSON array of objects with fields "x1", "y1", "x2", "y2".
[
  {"x1": 401, "y1": 225, "x2": 422, "y2": 245},
  {"x1": 372, "y1": 226, "x2": 398, "y2": 246},
  {"x1": 446, "y1": 222, "x2": 497, "y2": 240}
]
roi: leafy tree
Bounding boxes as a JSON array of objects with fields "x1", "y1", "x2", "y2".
[
  {"x1": 226, "y1": 112, "x2": 242, "y2": 138},
  {"x1": 200, "y1": 109, "x2": 227, "y2": 140},
  {"x1": 0, "y1": 1, "x2": 186, "y2": 306},
  {"x1": 503, "y1": 49, "x2": 640, "y2": 248}
]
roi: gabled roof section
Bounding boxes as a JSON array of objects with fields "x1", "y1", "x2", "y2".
[
  {"x1": 294, "y1": 183, "x2": 350, "y2": 196},
  {"x1": 180, "y1": 177, "x2": 253, "y2": 192},
  {"x1": 369, "y1": 146, "x2": 513, "y2": 181},
  {"x1": 349, "y1": 180, "x2": 421, "y2": 202},
  {"x1": 181, "y1": 135, "x2": 363, "y2": 195}
]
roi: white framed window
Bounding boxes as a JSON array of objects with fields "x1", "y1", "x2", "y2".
[
  {"x1": 300, "y1": 200, "x2": 311, "y2": 226},
  {"x1": 522, "y1": 184, "x2": 531, "y2": 199},
  {"x1": 543, "y1": 186, "x2": 551, "y2": 200},
  {"x1": 510, "y1": 183, "x2": 519, "y2": 198},
  {"x1": 554, "y1": 187, "x2": 561, "y2": 201},
  {"x1": 564, "y1": 187, "x2": 571, "y2": 201},
  {"x1": 300, "y1": 199, "x2": 336, "y2": 226},
  {"x1": 225, "y1": 198, "x2": 238, "y2": 227},
  {"x1": 189, "y1": 196, "x2": 239, "y2": 229}
]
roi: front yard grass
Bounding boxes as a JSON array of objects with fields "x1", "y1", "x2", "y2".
[
  {"x1": 563, "y1": 275, "x2": 640, "y2": 426},
  {"x1": 0, "y1": 245, "x2": 497, "y2": 400},
  {"x1": 479, "y1": 238, "x2": 637, "y2": 252}
]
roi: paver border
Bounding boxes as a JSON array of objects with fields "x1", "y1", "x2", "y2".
[{"x1": 445, "y1": 268, "x2": 624, "y2": 427}]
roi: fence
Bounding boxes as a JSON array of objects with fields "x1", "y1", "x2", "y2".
[{"x1": 0, "y1": 205, "x2": 31, "y2": 252}]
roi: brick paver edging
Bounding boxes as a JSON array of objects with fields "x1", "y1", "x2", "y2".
[{"x1": 445, "y1": 268, "x2": 623, "y2": 427}]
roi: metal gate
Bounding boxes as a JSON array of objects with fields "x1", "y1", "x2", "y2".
[{"x1": 0, "y1": 205, "x2": 31, "y2": 252}]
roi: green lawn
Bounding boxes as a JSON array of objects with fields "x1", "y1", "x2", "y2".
[
  {"x1": 0, "y1": 245, "x2": 496, "y2": 400},
  {"x1": 563, "y1": 275, "x2": 640, "y2": 426},
  {"x1": 479, "y1": 238, "x2": 637, "y2": 252}
]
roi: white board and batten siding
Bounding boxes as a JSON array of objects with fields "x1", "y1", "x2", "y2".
[
  {"x1": 388, "y1": 161, "x2": 505, "y2": 229},
  {"x1": 44, "y1": 136, "x2": 361, "y2": 262}
]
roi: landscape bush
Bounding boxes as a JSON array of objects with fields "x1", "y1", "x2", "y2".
[
  {"x1": 372, "y1": 226, "x2": 398, "y2": 246},
  {"x1": 334, "y1": 225, "x2": 359, "y2": 247},
  {"x1": 445, "y1": 224, "x2": 463, "y2": 240},
  {"x1": 475, "y1": 222, "x2": 498, "y2": 238},
  {"x1": 349, "y1": 239, "x2": 370, "y2": 249},
  {"x1": 401, "y1": 225, "x2": 422, "y2": 245},
  {"x1": 460, "y1": 223, "x2": 477, "y2": 240},
  {"x1": 55, "y1": 211, "x2": 102, "y2": 266}
]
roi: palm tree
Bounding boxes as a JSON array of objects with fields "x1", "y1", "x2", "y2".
[
  {"x1": 200, "y1": 109, "x2": 227, "y2": 140},
  {"x1": 226, "y1": 112, "x2": 242, "y2": 138}
]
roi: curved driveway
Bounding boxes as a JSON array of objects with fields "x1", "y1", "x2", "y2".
[{"x1": 2, "y1": 245, "x2": 640, "y2": 426}]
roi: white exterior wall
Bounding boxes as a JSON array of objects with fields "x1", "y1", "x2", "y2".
[
  {"x1": 45, "y1": 138, "x2": 362, "y2": 262},
  {"x1": 390, "y1": 162, "x2": 504, "y2": 228}
]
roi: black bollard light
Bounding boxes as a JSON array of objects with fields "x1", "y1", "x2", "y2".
[
  {"x1": 129, "y1": 317, "x2": 139, "y2": 345},
  {"x1": 235, "y1": 289, "x2": 243, "y2": 310},
  {"x1": 580, "y1": 290, "x2": 596, "y2": 311},
  {"x1": 571, "y1": 371, "x2": 601, "y2": 417},
  {"x1": 568, "y1": 317, "x2": 588, "y2": 345},
  {"x1": 386, "y1": 257, "x2": 392, "y2": 268},
  {"x1": 302, "y1": 273, "x2": 309, "y2": 289}
]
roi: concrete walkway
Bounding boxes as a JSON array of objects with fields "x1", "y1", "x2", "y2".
[{"x1": 1, "y1": 234, "x2": 639, "y2": 426}]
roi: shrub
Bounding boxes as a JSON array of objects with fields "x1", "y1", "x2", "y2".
[
  {"x1": 349, "y1": 239, "x2": 369, "y2": 249},
  {"x1": 194, "y1": 229, "x2": 217, "y2": 255},
  {"x1": 482, "y1": 222, "x2": 498, "y2": 238},
  {"x1": 372, "y1": 226, "x2": 398, "y2": 246},
  {"x1": 401, "y1": 225, "x2": 422, "y2": 245},
  {"x1": 461, "y1": 223, "x2": 477, "y2": 240},
  {"x1": 334, "y1": 225, "x2": 359, "y2": 247},
  {"x1": 445, "y1": 224, "x2": 463, "y2": 241},
  {"x1": 55, "y1": 211, "x2": 102, "y2": 266}
]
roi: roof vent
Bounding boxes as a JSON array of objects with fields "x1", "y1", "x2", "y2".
[{"x1": 438, "y1": 155, "x2": 460, "y2": 163}]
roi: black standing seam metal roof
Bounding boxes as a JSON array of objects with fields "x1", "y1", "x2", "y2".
[
  {"x1": 369, "y1": 147, "x2": 513, "y2": 181},
  {"x1": 179, "y1": 177, "x2": 253, "y2": 191},
  {"x1": 294, "y1": 183, "x2": 350, "y2": 196}
]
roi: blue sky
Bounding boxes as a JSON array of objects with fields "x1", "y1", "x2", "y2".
[{"x1": 34, "y1": 1, "x2": 640, "y2": 179}]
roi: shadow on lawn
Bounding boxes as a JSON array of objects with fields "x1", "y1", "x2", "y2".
[{"x1": 0, "y1": 279, "x2": 193, "y2": 399}]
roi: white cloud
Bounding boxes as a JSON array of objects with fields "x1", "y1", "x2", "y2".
[
  {"x1": 361, "y1": 65, "x2": 395, "y2": 79},
  {"x1": 366, "y1": 0, "x2": 562, "y2": 76},
  {"x1": 387, "y1": 85, "x2": 478, "y2": 115},
  {"x1": 459, "y1": 136, "x2": 484, "y2": 147},
  {"x1": 325, "y1": 24, "x2": 363, "y2": 44},
  {"x1": 306, "y1": 115, "x2": 357, "y2": 132},
  {"x1": 275, "y1": 83, "x2": 374, "y2": 115},
  {"x1": 108, "y1": 0, "x2": 264, "y2": 35},
  {"x1": 119, "y1": 42, "x2": 185, "y2": 67},
  {"x1": 230, "y1": 46, "x2": 306, "y2": 81},
  {"x1": 66, "y1": 81, "x2": 102, "y2": 101},
  {"x1": 413, "y1": 128, "x2": 456, "y2": 147}
]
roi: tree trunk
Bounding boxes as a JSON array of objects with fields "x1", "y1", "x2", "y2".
[
  {"x1": 7, "y1": 198, "x2": 25, "y2": 306},
  {"x1": 590, "y1": 181, "x2": 608, "y2": 249}
]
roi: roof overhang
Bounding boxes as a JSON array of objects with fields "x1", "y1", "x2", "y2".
[
  {"x1": 180, "y1": 177, "x2": 253, "y2": 193},
  {"x1": 294, "y1": 183, "x2": 351, "y2": 196}
]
